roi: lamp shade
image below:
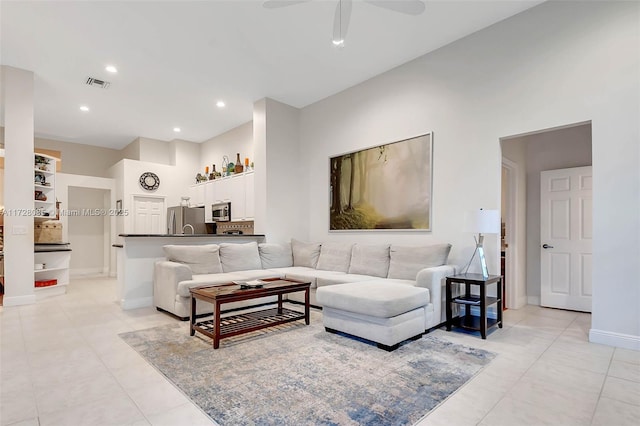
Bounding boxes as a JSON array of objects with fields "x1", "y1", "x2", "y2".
[{"x1": 465, "y1": 209, "x2": 500, "y2": 234}]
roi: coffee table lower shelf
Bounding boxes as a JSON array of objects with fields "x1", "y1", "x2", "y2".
[{"x1": 192, "y1": 307, "x2": 305, "y2": 344}]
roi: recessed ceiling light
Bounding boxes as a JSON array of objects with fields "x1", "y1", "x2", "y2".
[
  {"x1": 105, "y1": 65, "x2": 118, "y2": 73},
  {"x1": 216, "y1": 101, "x2": 226, "y2": 108},
  {"x1": 79, "y1": 105, "x2": 90, "y2": 112},
  {"x1": 173, "y1": 127, "x2": 181, "y2": 133}
]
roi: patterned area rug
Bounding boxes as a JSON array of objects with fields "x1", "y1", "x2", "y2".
[{"x1": 120, "y1": 310, "x2": 494, "y2": 426}]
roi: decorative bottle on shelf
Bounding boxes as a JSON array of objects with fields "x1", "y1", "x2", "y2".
[
  {"x1": 209, "y1": 164, "x2": 215, "y2": 180},
  {"x1": 235, "y1": 153, "x2": 244, "y2": 173}
]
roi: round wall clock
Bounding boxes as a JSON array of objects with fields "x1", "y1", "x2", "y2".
[{"x1": 139, "y1": 172, "x2": 160, "y2": 191}]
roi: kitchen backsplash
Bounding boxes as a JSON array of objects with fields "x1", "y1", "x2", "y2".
[{"x1": 216, "y1": 221, "x2": 254, "y2": 235}]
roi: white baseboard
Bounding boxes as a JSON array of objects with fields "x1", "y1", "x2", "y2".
[
  {"x1": 120, "y1": 297, "x2": 153, "y2": 310},
  {"x1": 589, "y1": 329, "x2": 640, "y2": 351},
  {"x1": 71, "y1": 268, "x2": 107, "y2": 277},
  {"x1": 514, "y1": 295, "x2": 528, "y2": 309},
  {"x1": 527, "y1": 296, "x2": 541, "y2": 306},
  {"x1": 2, "y1": 294, "x2": 37, "y2": 307}
]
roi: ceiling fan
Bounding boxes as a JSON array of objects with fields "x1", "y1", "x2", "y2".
[{"x1": 263, "y1": 0, "x2": 426, "y2": 47}]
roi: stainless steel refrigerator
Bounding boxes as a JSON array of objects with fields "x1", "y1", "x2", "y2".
[{"x1": 167, "y1": 206, "x2": 207, "y2": 234}]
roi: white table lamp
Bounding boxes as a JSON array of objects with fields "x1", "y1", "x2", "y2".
[{"x1": 463, "y1": 208, "x2": 500, "y2": 278}]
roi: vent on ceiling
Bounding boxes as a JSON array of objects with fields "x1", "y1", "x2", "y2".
[{"x1": 85, "y1": 77, "x2": 110, "y2": 89}]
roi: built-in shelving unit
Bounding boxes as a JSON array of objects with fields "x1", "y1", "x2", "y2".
[
  {"x1": 34, "y1": 245, "x2": 71, "y2": 298},
  {"x1": 34, "y1": 153, "x2": 57, "y2": 220}
]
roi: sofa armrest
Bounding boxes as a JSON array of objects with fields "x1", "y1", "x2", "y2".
[
  {"x1": 415, "y1": 264, "x2": 457, "y2": 326},
  {"x1": 154, "y1": 260, "x2": 193, "y2": 312}
]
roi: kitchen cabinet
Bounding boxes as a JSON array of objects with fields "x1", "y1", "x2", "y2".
[
  {"x1": 230, "y1": 174, "x2": 245, "y2": 221},
  {"x1": 244, "y1": 171, "x2": 255, "y2": 220},
  {"x1": 196, "y1": 171, "x2": 255, "y2": 223},
  {"x1": 188, "y1": 182, "x2": 206, "y2": 207}
]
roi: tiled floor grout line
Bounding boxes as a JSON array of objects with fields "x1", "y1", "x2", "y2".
[{"x1": 474, "y1": 311, "x2": 576, "y2": 426}]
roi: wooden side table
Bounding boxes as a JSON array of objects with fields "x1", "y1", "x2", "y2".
[{"x1": 445, "y1": 273, "x2": 503, "y2": 339}]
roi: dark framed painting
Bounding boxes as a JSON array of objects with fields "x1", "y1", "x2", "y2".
[{"x1": 329, "y1": 132, "x2": 433, "y2": 231}]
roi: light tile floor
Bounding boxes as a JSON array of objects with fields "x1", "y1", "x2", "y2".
[{"x1": 1, "y1": 277, "x2": 638, "y2": 425}]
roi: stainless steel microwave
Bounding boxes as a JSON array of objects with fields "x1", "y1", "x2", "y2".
[{"x1": 211, "y1": 202, "x2": 230, "y2": 222}]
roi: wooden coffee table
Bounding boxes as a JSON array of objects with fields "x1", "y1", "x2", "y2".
[{"x1": 189, "y1": 277, "x2": 311, "y2": 349}]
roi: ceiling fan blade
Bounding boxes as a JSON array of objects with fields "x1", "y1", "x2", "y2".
[
  {"x1": 262, "y1": 0, "x2": 312, "y2": 9},
  {"x1": 365, "y1": 0, "x2": 425, "y2": 15},
  {"x1": 332, "y1": 0, "x2": 352, "y2": 45}
]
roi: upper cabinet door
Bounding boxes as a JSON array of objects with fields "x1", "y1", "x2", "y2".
[
  {"x1": 230, "y1": 174, "x2": 245, "y2": 221},
  {"x1": 245, "y1": 172, "x2": 255, "y2": 220}
]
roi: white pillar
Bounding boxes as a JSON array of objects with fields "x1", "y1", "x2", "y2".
[
  {"x1": 2, "y1": 66, "x2": 35, "y2": 306},
  {"x1": 252, "y1": 98, "x2": 305, "y2": 243}
]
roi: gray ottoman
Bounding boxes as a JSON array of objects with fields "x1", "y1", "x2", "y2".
[{"x1": 316, "y1": 281, "x2": 429, "y2": 351}]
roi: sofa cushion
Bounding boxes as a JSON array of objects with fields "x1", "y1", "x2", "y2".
[
  {"x1": 316, "y1": 273, "x2": 378, "y2": 288},
  {"x1": 258, "y1": 243, "x2": 293, "y2": 268},
  {"x1": 316, "y1": 242, "x2": 353, "y2": 273},
  {"x1": 348, "y1": 244, "x2": 390, "y2": 278},
  {"x1": 163, "y1": 244, "x2": 222, "y2": 274},
  {"x1": 387, "y1": 244, "x2": 452, "y2": 280},
  {"x1": 219, "y1": 242, "x2": 262, "y2": 272},
  {"x1": 277, "y1": 267, "x2": 345, "y2": 289},
  {"x1": 316, "y1": 281, "x2": 429, "y2": 318},
  {"x1": 291, "y1": 239, "x2": 321, "y2": 268}
]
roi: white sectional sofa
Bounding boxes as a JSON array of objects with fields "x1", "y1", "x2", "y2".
[{"x1": 153, "y1": 239, "x2": 456, "y2": 331}]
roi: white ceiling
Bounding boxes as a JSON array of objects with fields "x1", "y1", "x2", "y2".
[{"x1": 0, "y1": 0, "x2": 543, "y2": 150}]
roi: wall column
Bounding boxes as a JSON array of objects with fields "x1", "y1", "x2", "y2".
[
  {"x1": 1, "y1": 66, "x2": 36, "y2": 306},
  {"x1": 253, "y1": 98, "x2": 305, "y2": 243}
]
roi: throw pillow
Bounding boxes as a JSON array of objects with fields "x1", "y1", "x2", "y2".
[
  {"x1": 316, "y1": 242, "x2": 353, "y2": 273},
  {"x1": 219, "y1": 242, "x2": 262, "y2": 272},
  {"x1": 163, "y1": 244, "x2": 222, "y2": 275},
  {"x1": 387, "y1": 244, "x2": 452, "y2": 280},
  {"x1": 259, "y1": 243, "x2": 293, "y2": 268},
  {"x1": 291, "y1": 239, "x2": 322, "y2": 268},
  {"x1": 348, "y1": 244, "x2": 390, "y2": 278}
]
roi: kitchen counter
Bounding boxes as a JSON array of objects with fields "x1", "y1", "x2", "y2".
[
  {"x1": 116, "y1": 233, "x2": 266, "y2": 310},
  {"x1": 35, "y1": 242, "x2": 72, "y2": 252}
]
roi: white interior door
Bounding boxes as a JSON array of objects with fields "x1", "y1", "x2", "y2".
[
  {"x1": 133, "y1": 196, "x2": 165, "y2": 234},
  {"x1": 540, "y1": 166, "x2": 592, "y2": 312}
]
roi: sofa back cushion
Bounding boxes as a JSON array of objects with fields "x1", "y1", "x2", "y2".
[
  {"x1": 348, "y1": 244, "x2": 390, "y2": 278},
  {"x1": 219, "y1": 242, "x2": 262, "y2": 272},
  {"x1": 387, "y1": 244, "x2": 452, "y2": 280},
  {"x1": 291, "y1": 239, "x2": 322, "y2": 268},
  {"x1": 259, "y1": 243, "x2": 293, "y2": 268},
  {"x1": 316, "y1": 242, "x2": 353, "y2": 273},
  {"x1": 163, "y1": 244, "x2": 222, "y2": 275}
]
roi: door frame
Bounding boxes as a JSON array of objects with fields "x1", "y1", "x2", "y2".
[
  {"x1": 501, "y1": 157, "x2": 520, "y2": 309},
  {"x1": 56, "y1": 174, "x2": 117, "y2": 277}
]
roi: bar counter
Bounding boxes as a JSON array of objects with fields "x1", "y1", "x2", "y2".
[{"x1": 116, "y1": 233, "x2": 266, "y2": 310}]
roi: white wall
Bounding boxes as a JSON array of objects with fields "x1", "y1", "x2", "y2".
[
  {"x1": 67, "y1": 187, "x2": 107, "y2": 275},
  {"x1": 34, "y1": 136, "x2": 122, "y2": 178},
  {"x1": 139, "y1": 137, "x2": 172, "y2": 165},
  {"x1": 200, "y1": 121, "x2": 253, "y2": 176},
  {"x1": 295, "y1": 2, "x2": 639, "y2": 348}
]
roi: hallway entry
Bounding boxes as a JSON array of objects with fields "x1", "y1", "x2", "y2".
[{"x1": 501, "y1": 122, "x2": 592, "y2": 309}]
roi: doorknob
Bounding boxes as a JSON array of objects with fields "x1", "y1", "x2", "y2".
[{"x1": 542, "y1": 244, "x2": 554, "y2": 249}]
